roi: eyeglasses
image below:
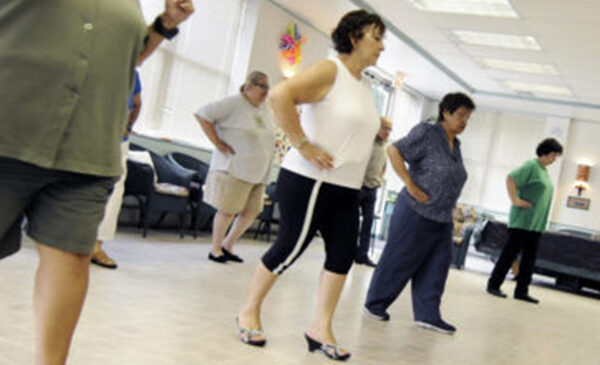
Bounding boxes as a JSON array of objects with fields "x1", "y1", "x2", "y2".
[{"x1": 252, "y1": 82, "x2": 270, "y2": 91}]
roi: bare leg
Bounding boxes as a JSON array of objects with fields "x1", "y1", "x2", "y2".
[
  {"x1": 306, "y1": 270, "x2": 348, "y2": 350},
  {"x1": 211, "y1": 211, "x2": 235, "y2": 255},
  {"x1": 34, "y1": 244, "x2": 91, "y2": 365},
  {"x1": 223, "y1": 209, "x2": 260, "y2": 252},
  {"x1": 237, "y1": 261, "x2": 278, "y2": 340}
]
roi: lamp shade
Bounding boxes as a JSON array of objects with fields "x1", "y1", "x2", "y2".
[{"x1": 576, "y1": 164, "x2": 590, "y2": 182}]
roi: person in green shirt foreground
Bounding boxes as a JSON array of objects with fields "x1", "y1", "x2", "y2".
[
  {"x1": 487, "y1": 138, "x2": 563, "y2": 304},
  {"x1": 0, "y1": 2, "x2": 193, "y2": 364}
]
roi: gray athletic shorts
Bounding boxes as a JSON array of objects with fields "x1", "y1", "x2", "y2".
[{"x1": 0, "y1": 157, "x2": 117, "y2": 258}]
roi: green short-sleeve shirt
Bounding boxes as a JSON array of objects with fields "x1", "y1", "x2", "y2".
[
  {"x1": 0, "y1": 0, "x2": 147, "y2": 177},
  {"x1": 508, "y1": 159, "x2": 554, "y2": 232}
]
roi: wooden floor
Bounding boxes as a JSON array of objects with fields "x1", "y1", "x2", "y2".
[{"x1": 0, "y1": 229, "x2": 598, "y2": 364}]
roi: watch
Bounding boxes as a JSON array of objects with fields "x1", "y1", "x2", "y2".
[{"x1": 153, "y1": 16, "x2": 179, "y2": 40}]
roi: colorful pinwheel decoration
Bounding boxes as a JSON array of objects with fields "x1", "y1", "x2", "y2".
[{"x1": 279, "y1": 23, "x2": 306, "y2": 68}]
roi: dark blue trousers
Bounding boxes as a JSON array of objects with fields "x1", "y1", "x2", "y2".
[{"x1": 365, "y1": 196, "x2": 453, "y2": 322}]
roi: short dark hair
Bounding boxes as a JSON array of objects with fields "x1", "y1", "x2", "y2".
[
  {"x1": 331, "y1": 10, "x2": 385, "y2": 54},
  {"x1": 536, "y1": 138, "x2": 563, "y2": 157},
  {"x1": 438, "y1": 92, "x2": 476, "y2": 121}
]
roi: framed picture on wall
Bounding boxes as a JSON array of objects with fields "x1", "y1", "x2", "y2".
[{"x1": 566, "y1": 196, "x2": 591, "y2": 210}]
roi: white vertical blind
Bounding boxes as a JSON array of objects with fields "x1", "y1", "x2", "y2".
[
  {"x1": 459, "y1": 112, "x2": 547, "y2": 213},
  {"x1": 384, "y1": 88, "x2": 425, "y2": 193},
  {"x1": 134, "y1": 0, "x2": 244, "y2": 148}
]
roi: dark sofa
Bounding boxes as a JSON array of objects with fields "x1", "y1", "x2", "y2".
[{"x1": 474, "y1": 220, "x2": 600, "y2": 292}]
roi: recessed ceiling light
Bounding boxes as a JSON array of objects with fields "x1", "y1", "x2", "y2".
[
  {"x1": 505, "y1": 81, "x2": 571, "y2": 96},
  {"x1": 407, "y1": 0, "x2": 518, "y2": 18},
  {"x1": 478, "y1": 58, "x2": 557, "y2": 74},
  {"x1": 454, "y1": 30, "x2": 541, "y2": 50}
]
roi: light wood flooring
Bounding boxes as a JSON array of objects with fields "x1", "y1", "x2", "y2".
[{"x1": 0, "y1": 229, "x2": 598, "y2": 364}]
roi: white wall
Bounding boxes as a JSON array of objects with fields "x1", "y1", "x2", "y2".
[
  {"x1": 480, "y1": 113, "x2": 548, "y2": 213},
  {"x1": 459, "y1": 111, "x2": 500, "y2": 207},
  {"x1": 420, "y1": 99, "x2": 438, "y2": 122},
  {"x1": 246, "y1": 1, "x2": 332, "y2": 86},
  {"x1": 552, "y1": 120, "x2": 600, "y2": 231},
  {"x1": 459, "y1": 111, "x2": 556, "y2": 214}
]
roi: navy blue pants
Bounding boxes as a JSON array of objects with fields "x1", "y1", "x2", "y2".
[
  {"x1": 357, "y1": 186, "x2": 377, "y2": 259},
  {"x1": 365, "y1": 196, "x2": 453, "y2": 322}
]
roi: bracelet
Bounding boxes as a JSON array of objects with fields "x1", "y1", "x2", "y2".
[
  {"x1": 293, "y1": 137, "x2": 309, "y2": 150},
  {"x1": 152, "y1": 16, "x2": 179, "y2": 40}
]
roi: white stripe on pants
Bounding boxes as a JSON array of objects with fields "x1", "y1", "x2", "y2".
[{"x1": 272, "y1": 180, "x2": 322, "y2": 274}]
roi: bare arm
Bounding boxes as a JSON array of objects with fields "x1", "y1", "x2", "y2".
[
  {"x1": 195, "y1": 115, "x2": 235, "y2": 155},
  {"x1": 268, "y1": 59, "x2": 337, "y2": 170},
  {"x1": 506, "y1": 176, "x2": 531, "y2": 208},
  {"x1": 137, "y1": 0, "x2": 195, "y2": 65},
  {"x1": 387, "y1": 145, "x2": 429, "y2": 203},
  {"x1": 377, "y1": 163, "x2": 387, "y2": 187}
]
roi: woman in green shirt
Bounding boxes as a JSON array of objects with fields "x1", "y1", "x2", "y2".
[{"x1": 487, "y1": 138, "x2": 563, "y2": 304}]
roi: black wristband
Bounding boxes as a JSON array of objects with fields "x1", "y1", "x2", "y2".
[{"x1": 152, "y1": 16, "x2": 179, "y2": 40}]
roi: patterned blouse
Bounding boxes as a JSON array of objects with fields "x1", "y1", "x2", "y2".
[{"x1": 393, "y1": 120, "x2": 467, "y2": 223}]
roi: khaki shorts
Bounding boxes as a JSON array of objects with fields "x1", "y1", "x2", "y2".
[
  {"x1": 203, "y1": 170, "x2": 265, "y2": 214},
  {"x1": 0, "y1": 157, "x2": 117, "y2": 258}
]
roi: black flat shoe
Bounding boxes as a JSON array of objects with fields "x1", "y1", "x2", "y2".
[
  {"x1": 487, "y1": 287, "x2": 507, "y2": 298},
  {"x1": 514, "y1": 294, "x2": 539, "y2": 304},
  {"x1": 304, "y1": 333, "x2": 350, "y2": 361},
  {"x1": 222, "y1": 248, "x2": 244, "y2": 263},
  {"x1": 355, "y1": 256, "x2": 377, "y2": 267},
  {"x1": 208, "y1": 252, "x2": 228, "y2": 263}
]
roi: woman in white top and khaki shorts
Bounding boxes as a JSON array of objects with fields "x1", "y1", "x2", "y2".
[
  {"x1": 236, "y1": 10, "x2": 386, "y2": 361},
  {"x1": 194, "y1": 71, "x2": 275, "y2": 264}
]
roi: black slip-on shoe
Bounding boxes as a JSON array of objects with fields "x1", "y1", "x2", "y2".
[{"x1": 208, "y1": 252, "x2": 228, "y2": 263}]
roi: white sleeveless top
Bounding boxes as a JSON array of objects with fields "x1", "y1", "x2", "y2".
[{"x1": 281, "y1": 57, "x2": 380, "y2": 189}]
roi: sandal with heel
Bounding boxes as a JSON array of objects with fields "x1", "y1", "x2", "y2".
[
  {"x1": 236, "y1": 317, "x2": 266, "y2": 347},
  {"x1": 304, "y1": 333, "x2": 351, "y2": 361}
]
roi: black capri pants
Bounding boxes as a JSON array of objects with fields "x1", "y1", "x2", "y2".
[{"x1": 262, "y1": 168, "x2": 359, "y2": 275}]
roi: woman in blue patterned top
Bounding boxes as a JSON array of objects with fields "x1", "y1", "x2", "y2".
[{"x1": 364, "y1": 92, "x2": 475, "y2": 335}]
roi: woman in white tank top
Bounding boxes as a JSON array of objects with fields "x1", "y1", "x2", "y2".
[{"x1": 237, "y1": 10, "x2": 385, "y2": 361}]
